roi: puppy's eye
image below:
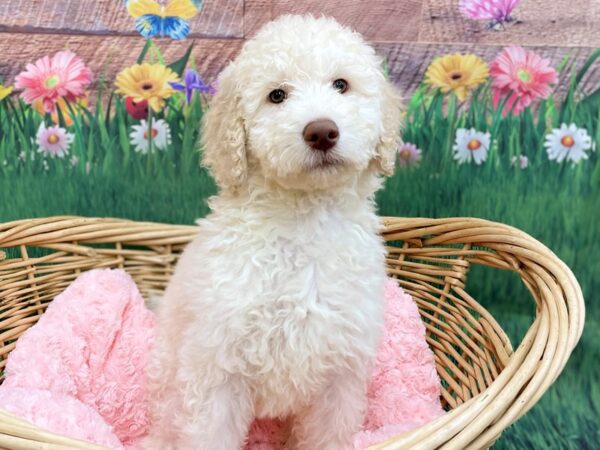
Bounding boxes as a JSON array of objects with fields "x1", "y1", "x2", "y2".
[
  {"x1": 268, "y1": 89, "x2": 287, "y2": 104},
  {"x1": 333, "y1": 79, "x2": 349, "y2": 93}
]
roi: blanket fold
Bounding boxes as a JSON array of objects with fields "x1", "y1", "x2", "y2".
[{"x1": 0, "y1": 269, "x2": 444, "y2": 449}]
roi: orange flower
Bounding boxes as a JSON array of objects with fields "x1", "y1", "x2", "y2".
[{"x1": 33, "y1": 94, "x2": 89, "y2": 126}]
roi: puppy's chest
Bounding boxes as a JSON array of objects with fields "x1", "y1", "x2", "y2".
[
  {"x1": 227, "y1": 214, "x2": 387, "y2": 372},
  {"x1": 246, "y1": 216, "x2": 382, "y2": 312}
]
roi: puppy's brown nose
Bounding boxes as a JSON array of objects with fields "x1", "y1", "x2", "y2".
[{"x1": 303, "y1": 119, "x2": 339, "y2": 152}]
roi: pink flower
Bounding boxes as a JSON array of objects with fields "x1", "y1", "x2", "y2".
[
  {"x1": 15, "y1": 51, "x2": 92, "y2": 113},
  {"x1": 397, "y1": 143, "x2": 422, "y2": 168},
  {"x1": 36, "y1": 123, "x2": 74, "y2": 158},
  {"x1": 511, "y1": 154, "x2": 529, "y2": 169},
  {"x1": 490, "y1": 46, "x2": 558, "y2": 116},
  {"x1": 459, "y1": 0, "x2": 520, "y2": 23}
]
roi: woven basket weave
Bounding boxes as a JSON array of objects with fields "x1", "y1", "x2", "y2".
[{"x1": 0, "y1": 216, "x2": 584, "y2": 450}]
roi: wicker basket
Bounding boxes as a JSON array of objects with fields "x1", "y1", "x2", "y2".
[{"x1": 0, "y1": 216, "x2": 584, "y2": 450}]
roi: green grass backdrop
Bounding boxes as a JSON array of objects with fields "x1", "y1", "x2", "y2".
[{"x1": 0, "y1": 45, "x2": 598, "y2": 449}]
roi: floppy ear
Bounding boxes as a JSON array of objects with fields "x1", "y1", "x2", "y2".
[
  {"x1": 372, "y1": 80, "x2": 404, "y2": 176},
  {"x1": 200, "y1": 64, "x2": 248, "y2": 194}
]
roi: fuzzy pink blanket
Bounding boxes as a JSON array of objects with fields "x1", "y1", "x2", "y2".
[{"x1": 0, "y1": 269, "x2": 444, "y2": 449}]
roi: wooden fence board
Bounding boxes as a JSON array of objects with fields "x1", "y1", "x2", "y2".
[
  {"x1": 0, "y1": 33, "x2": 243, "y2": 88},
  {"x1": 1, "y1": 0, "x2": 244, "y2": 38},
  {"x1": 3, "y1": 1, "x2": 599, "y2": 46},
  {"x1": 1, "y1": 33, "x2": 597, "y2": 101},
  {"x1": 244, "y1": 0, "x2": 424, "y2": 41},
  {"x1": 590, "y1": 0, "x2": 600, "y2": 44},
  {"x1": 419, "y1": 0, "x2": 598, "y2": 47}
]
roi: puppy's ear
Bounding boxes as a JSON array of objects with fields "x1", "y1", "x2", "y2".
[
  {"x1": 201, "y1": 64, "x2": 247, "y2": 194},
  {"x1": 372, "y1": 80, "x2": 403, "y2": 176}
]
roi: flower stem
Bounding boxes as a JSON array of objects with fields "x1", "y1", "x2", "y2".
[{"x1": 147, "y1": 109, "x2": 153, "y2": 174}]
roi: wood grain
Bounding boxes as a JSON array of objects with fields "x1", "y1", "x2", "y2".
[
  {"x1": 419, "y1": 0, "x2": 598, "y2": 47},
  {"x1": 244, "y1": 0, "x2": 424, "y2": 41},
  {"x1": 1, "y1": 0, "x2": 244, "y2": 38},
  {"x1": 589, "y1": 0, "x2": 600, "y2": 44},
  {"x1": 0, "y1": 33, "x2": 243, "y2": 88},
  {"x1": 3, "y1": 0, "x2": 598, "y2": 47}
]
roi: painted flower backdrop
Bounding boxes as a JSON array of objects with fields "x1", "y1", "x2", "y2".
[
  {"x1": 0, "y1": 43, "x2": 598, "y2": 177},
  {"x1": 0, "y1": 1, "x2": 598, "y2": 449}
]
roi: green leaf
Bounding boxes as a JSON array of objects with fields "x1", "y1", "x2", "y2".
[
  {"x1": 95, "y1": 75, "x2": 106, "y2": 118},
  {"x1": 537, "y1": 99, "x2": 548, "y2": 138},
  {"x1": 4, "y1": 98, "x2": 25, "y2": 135},
  {"x1": 168, "y1": 42, "x2": 195, "y2": 77},
  {"x1": 576, "y1": 48, "x2": 600, "y2": 86},
  {"x1": 113, "y1": 98, "x2": 131, "y2": 165},
  {"x1": 63, "y1": 99, "x2": 87, "y2": 169},
  {"x1": 556, "y1": 53, "x2": 574, "y2": 75},
  {"x1": 579, "y1": 86, "x2": 600, "y2": 111},
  {"x1": 560, "y1": 74, "x2": 577, "y2": 124},
  {"x1": 55, "y1": 104, "x2": 67, "y2": 128},
  {"x1": 105, "y1": 92, "x2": 115, "y2": 127},
  {"x1": 149, "y1": 42, "x2": 165, "y2": 65},
  {"x1": 382, "y1": 58, "x2": 390, "y2": 79},
  {"x1": 137, "y1": 39, "x2": 153, "y2": 64}
]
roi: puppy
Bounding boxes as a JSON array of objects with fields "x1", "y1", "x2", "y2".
[{"x1": 144, "y1": 14, "x2": 403, "y2": 450}]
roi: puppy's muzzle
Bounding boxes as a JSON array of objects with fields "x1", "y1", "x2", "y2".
[{"x1": 303, "y1": 119, "x2": 339, "y2": 152}]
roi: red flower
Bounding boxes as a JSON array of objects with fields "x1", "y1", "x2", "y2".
[{"x1": 125, "y1": 97, "x2": 149, "y2": 120}]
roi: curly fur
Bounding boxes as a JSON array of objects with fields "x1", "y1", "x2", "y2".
[{"x1": 144, "y1": 14, "x2": 403, "y2": 450}]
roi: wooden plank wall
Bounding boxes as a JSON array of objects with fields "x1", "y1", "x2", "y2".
[{"x1": 1, "y1": 1, "x2": 598, "y2": 97}]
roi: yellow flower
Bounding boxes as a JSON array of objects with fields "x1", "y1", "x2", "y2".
[
  {"x1": 425, "y1": 54, "x2": 489, "y2": 102},
  {"x1": 0, "y1": 84, "x2": 14, "y2": 101},
  {"x1": 114, "y1": 63, "x2": 180, "y2": 112}
]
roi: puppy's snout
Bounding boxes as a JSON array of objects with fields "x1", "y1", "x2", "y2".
[{"x1": 303, "y1": 119, "x2": 339, "y2": 152}]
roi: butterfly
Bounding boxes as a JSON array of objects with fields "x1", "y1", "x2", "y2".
[
  {"x1": 124, "y1": 0, "x2": 203, "y2": 40},
  {"x1": 459, "y1": 0, "x2": 521, "y2": 30}
]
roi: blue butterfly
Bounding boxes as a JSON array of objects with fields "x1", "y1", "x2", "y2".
[{"x1": 124, "y1": 0, "x2": 203, "y2": 40}]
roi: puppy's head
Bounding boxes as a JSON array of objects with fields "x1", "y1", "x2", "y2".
[{"x1": 202, "y1": 14, "x2": 403, "y2": 193}]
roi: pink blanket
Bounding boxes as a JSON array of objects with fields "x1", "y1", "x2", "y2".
[{"x1": 0, "y1": 269, "x2": 444, "y2": 449}]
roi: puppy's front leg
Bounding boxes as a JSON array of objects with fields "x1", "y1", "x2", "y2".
[
  {"x1": 176, "y1": 374, "x2": 254, "y2": 450},
  {"x1": 289, "y1": 371, "x2": 368, "y2": 450}
]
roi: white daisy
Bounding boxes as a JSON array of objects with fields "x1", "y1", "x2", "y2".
[
  {"x1": 453, "y1": 128, "x2": 491, "y2": 165},
  {"x1": 544, "y1": 123, "x2": 592, "y2": 164},
  {"x1": 36, "y1": 123, "x2": 74, "y2": 158},
  {"x1": 130, "y1": 119, "x2": 172, "y2": 154},
  {"x1": 511, "y1": 154, "x2": 529, "y2": 169},
  {"x1": 397, "y1": 142, "x2": 422, "y2": 168}
]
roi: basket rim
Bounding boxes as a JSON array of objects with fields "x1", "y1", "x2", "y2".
[{"x1": 0, "y1": 216, "x2": 586, "y2": 450}]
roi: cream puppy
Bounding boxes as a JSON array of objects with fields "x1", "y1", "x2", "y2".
[{"x1": 145, "y1": 14, "x2": 403, "y2": 450}]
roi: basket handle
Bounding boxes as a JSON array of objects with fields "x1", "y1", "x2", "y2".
[{"x1": 373, "y1": 217, "x2": 585, "y2": 450}]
